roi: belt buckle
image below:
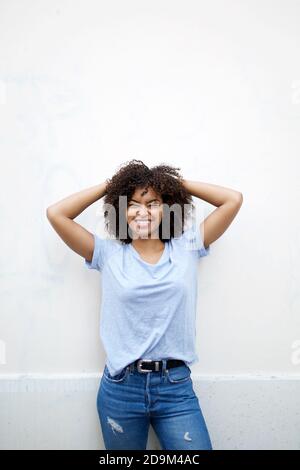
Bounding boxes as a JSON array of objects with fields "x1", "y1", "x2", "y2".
[{"x1": 137, "y1": 359, "x2": 157, "y2": 373}]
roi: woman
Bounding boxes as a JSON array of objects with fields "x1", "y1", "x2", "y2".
[{"x1": 46, "y1": 159, "x2": 243, "y2": 450}]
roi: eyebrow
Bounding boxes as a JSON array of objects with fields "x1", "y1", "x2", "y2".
[{"x1": 129, "y1": 198, "x2": 160, "y2": 203}]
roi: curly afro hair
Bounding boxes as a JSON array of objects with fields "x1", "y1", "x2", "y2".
[{"x1": 103, "y1": 159, "x2": 195, "y2": 244}]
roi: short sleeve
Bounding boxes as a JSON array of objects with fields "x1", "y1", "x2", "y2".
[
  {"x1": 182, "y1": 223, "x2": 210, "y2": 258},
  {"x1": 84, "y1": 233, "x2": 105, "y2": 271},
  {"x1": 85, "y1": 233, "x2": 122, "y2": 271}
]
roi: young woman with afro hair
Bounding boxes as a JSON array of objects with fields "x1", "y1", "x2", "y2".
[{"x1": 47, "y1": 159, "x2": 243, "y2": 450}]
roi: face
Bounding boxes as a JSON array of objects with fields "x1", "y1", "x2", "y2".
[{"x1": 126, "y1": 187, "x2": 164, "y2": 239}]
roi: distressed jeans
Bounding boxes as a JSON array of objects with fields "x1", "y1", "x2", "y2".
[{"x1": 97, "y1": 360, "x2": 213, "y2": 450}]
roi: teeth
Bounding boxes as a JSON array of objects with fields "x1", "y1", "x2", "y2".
[{"x1": 135, "y1": 220, "x2": 151, "y2": 226}]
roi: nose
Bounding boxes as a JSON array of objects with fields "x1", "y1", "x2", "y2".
[{"x1": 137, "y1": 206, "x2": 149, "y2": 216}]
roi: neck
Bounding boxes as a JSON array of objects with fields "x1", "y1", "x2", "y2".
[{"x1": 131, "y1": 236, "x2": 165, "y2": 253}]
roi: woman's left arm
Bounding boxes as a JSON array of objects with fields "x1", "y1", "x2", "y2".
[{"x1": 182, "y1": 179, "x2": 243, "y2": 249}]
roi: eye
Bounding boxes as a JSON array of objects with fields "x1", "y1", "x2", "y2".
[{"x1": 149, "y1": 202, "x2": 160, "y2": 207}]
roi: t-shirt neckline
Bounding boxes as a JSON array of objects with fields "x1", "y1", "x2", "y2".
[{"x1": 129, "y1": 241, "x2": 168, "y2": 266}]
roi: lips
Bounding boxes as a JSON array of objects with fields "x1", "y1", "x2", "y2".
[{"x1": 134, "y1": 219, "x2": 151, "y2": 227}]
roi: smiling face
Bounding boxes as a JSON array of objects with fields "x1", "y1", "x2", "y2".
[{"x1": 126, "y1": 186, "x2": 164, "y2": 239}]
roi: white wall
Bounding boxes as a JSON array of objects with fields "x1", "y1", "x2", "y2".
[{"x1": 1, "y1": 0, "x2": 300, "y2": 449}]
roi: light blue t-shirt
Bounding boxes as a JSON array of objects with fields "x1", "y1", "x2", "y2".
[{"x1": 85, "y1": 223, "x2": 210, "y2": 377}]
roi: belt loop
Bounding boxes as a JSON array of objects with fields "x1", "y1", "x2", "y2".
[
  {"x1": 162, "y1": 359, "x2": 167, "y2": 376},
  {"x1": 129, "y1": 362, "x2": 134, "y2": 374}
]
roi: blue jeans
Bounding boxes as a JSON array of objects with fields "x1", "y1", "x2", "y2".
[{"x1": 97, "y1": 360, "x2": 213, "y2": 450}]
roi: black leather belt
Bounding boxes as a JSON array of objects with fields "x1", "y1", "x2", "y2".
[{"x1": 131, "y1": 358, "x2": 186, "y2": 373}]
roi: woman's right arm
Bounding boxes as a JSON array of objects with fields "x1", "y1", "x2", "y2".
[{"x1": 46, "y1": 181, "x2": 107, "y2": 263}]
